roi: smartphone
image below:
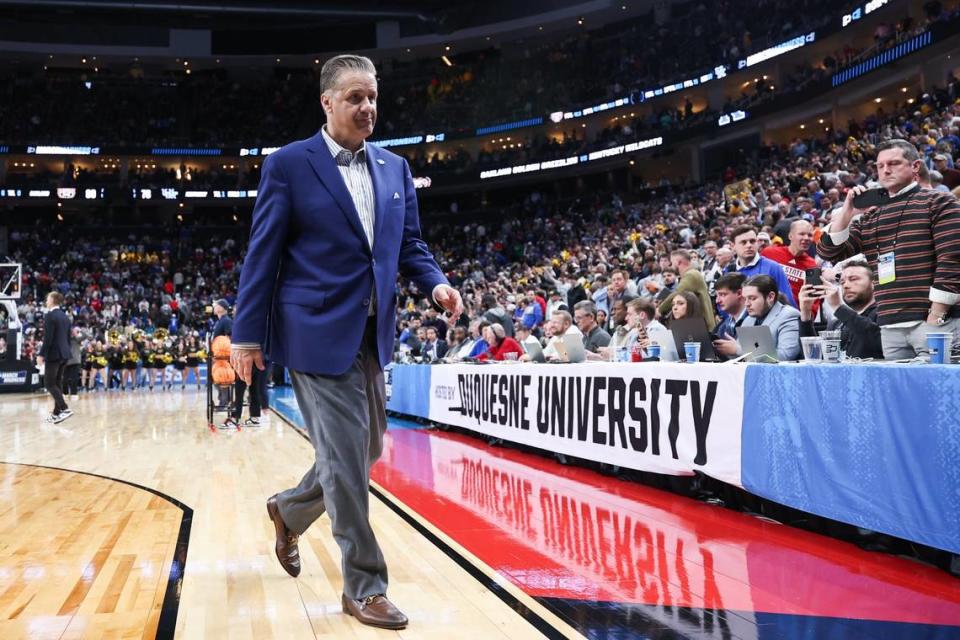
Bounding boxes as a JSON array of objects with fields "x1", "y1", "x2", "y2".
[
  {"x1": 852, "y1": 188, "x2": 889, "y2": 209},
  {"x1": 805, "y1": 267, "x2": 822, "y2": 287}
]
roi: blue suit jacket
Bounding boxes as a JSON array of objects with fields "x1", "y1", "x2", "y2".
[{"x1": 232, "y1": 131, "x2": 448, "y2": 375}]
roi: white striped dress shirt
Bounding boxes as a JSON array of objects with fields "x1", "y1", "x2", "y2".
[
  {"x1": 321, "y1": 126, "x2": 376, "y2": 249},
  {"x1": 321, "y1": 126, "x2": 377, "y2": 315}
]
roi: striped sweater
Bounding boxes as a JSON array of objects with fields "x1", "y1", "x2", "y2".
[{"x1": 817, "y1": 185, "x2": 960, "y2": 325}]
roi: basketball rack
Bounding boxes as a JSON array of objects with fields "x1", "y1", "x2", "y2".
[{"x1": 205, "y1": 338, "x2": 247, "y2": 432}]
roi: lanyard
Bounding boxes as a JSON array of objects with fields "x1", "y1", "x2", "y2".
[{"x1": 874, "y1": 195, "x2": 913, "y2": 254}]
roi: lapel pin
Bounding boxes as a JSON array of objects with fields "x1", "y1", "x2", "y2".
[
  {"x1": 393, "y1": 192, "x2": 401, "y2": 199},
  {"x1": 376, "y1": 159, "x2": 385, "y2": 165}
]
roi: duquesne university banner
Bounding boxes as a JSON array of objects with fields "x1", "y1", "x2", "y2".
[{"x1": 426, "y1": 362, "x2": 745, "y2": 486}]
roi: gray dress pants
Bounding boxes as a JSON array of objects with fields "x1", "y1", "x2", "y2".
[{"x1": 276, "y1": 317, "x2": 388, "y2": 599}]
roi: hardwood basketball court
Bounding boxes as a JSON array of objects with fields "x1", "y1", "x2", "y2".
[{"x1": 0, "y1": 390, "x2": 565, "y2": 639}]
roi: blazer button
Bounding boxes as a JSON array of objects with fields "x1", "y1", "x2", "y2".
[
  {"x1": 371, "y1": 258, "x2": 376, "y2": 266},
  {"x1": 362, "y1": 298, "x2": 371, "y2": 306}
]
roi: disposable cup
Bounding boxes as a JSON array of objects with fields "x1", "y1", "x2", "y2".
[
  {"x1": 926, "y1": 332, "x2": 953, "y2": 365},
  {"x1": 800, "y1": 336, "x2": 822, "y2": 361}
]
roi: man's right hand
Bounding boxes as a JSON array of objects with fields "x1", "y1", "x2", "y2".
[
  {"x1": 712, "y1": 336, "x2": 739, "y2": 357},
  {"x1": 834, "y1": 184, "x2": 872, "y2": 232},
  {"x1": 798, "y1": 284, "x2": 824, "y2": 322},
  {"x1": 230, "y1": 347, "x2": 266, "y2": 385}
]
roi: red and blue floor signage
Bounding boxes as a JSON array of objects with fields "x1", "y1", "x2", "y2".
[{"x1": 370, "y1": 427, "x2": 960, "y2": 639}]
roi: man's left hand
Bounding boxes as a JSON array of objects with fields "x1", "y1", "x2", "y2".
[
  {"x1": 823, "y1": 280, "x2": 841, "y2": 310},
  {"x1": 433, "y1": 285, "x2": 464, "y2": 322}
]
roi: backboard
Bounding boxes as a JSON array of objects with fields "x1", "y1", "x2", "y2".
[{"x1": 0, "y1": 264, "x2": 22, "y2": 300}]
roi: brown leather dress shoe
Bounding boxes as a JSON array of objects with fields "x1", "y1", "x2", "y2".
[
  {"x1": 341, "y1": 594, "x2": 408, "y2": 629},
  {"x1": 266, "y1": 496, "x2": 300, "y2": 577}
]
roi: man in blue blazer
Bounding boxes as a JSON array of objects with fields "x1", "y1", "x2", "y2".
[{"x1": 230, "y1": 54, "x2": 462, "y2": 630}]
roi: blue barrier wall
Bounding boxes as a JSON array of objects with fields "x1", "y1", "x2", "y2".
[
  {"x1": 386, "y1": 364, "x2": 432, "y2": 418},
  {"x1": 741, "y1": 363, "x2": 960, "y2": 554}
]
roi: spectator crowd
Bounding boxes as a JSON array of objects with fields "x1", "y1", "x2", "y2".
[
  {"x1": 5, "y1": 72, "x2": 958, "y2": 373},
  {"x1": 395, "y1": 77, "x2": 960, "y2": 364}
]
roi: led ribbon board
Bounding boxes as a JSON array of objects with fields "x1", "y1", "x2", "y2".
[{"x1": 832, "y1": 31, "x2": 932, "y2": 87}]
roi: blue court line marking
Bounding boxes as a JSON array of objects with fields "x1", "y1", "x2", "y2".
[{"x1": 267, "y1": 387, "x2": 425, "y2": 431}]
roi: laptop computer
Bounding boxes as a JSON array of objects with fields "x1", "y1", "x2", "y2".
[
  {"x1": 521, "y1": 338, "x2": 546, "y2": 363},
  {"x1": 669, "y1": 318, "x2": 719, "y2": 362},
  {"x1": 554, "y1": 333, "x2": 587, "y2": 363},
  {"x1": 736, "y1": 325, "x2": 779, "y2": 362}
]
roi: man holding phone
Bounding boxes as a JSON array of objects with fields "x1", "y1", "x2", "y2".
[
  {"x1": 711, "y1": 273, "x2": 749, "y2": 359},
  {"x1": 762, "y1": 219, "x2": 819, "y2": 314},
  {"x1": 798, "y1": 260, "x2": 883, "y2": 359},
  {"x1": 818, "y1": 139, "x2": 960, "y2": 360}
]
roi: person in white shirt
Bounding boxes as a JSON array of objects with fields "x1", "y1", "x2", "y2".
[
  {"x1": 542, "y1": 310, "x2": 582, "y2": 360},
  {"x1": 545, "y1": 289, "x2": 567, "y2": 319}
]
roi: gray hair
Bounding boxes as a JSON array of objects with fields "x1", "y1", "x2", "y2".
[
  {"x1": 876, "y1": 138, "x2": 919, "y2": 162},
  {"x1": 572, "y1": 300, "x2": 596, "y2": 319},
  {"x1": 320, "y1": 54, "x2": 377, "y2": 96}
]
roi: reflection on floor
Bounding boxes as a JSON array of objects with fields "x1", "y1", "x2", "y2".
[{"x1": 270, "y1": 386, "x2": 960, "y2": 640}]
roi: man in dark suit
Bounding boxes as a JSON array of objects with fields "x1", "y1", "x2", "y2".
[
  {"x1": 211, "y1": 299, "x2": 233, "y2": 338},
  {"x1": 230, "y1": 54, "x2": 462, "y2": 630},
  {"x1": 421, "y1": 326, "x2": 448, "y2": 362},
  {"x1": 211, "y1": 299, "x2": 233, "y2": 411},
  {"x1": 37, "y1": 291, "x2": 73, "y2": 423}
]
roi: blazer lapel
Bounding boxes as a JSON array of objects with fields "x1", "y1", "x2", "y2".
[
  {"x1": 305, "y1": 133, "x2": 369, "y2": 251},
  {"x1": 366, "y1": 146, "x2": 389, "y2": 250},
  {"x1": 763, "y1": 302, "x2": 781, "y2": 326}
]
